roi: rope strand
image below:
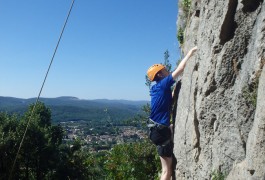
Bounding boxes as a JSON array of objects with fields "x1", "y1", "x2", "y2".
[
  {"x1": 9, "y1": 0, "x2": 75, "y2": 179},
  {"x1": 171, "y1": 1, "x2": 194, "y2": 177}
]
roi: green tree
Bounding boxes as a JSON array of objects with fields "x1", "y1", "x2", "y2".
[
  {"x1": 104, "y1": 140, "x2": 160, "y2": 180},
  {"x1": 0, "y1": 113, "x2": 20, "y2": 180},
  {"x1": 16, "y1": 102, "x2": 63, "y2": 179},
  {"x1": 129, "y1": 103, "x2": 150, "y2": 130},
  {"x1": 54, "y1": 140, "x2": 103, "y2": 180},
  {"x1": 0, "y1": 102, "x2": 105, "y2": 180},
  {"x1": 164, "y1": 50, "x2": 172, "y2": 72},
  {"x1": 145, "y1": 75, "x2": 152, "y2": 89}
]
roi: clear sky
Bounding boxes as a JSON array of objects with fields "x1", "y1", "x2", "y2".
[{"x1": 0, "y1": 0, "x2": 180, "y2": 101}]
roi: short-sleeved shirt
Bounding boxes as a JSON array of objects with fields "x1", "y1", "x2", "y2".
[{"x1": 149, "y1": 75, "x2": 175, "y2": 126}]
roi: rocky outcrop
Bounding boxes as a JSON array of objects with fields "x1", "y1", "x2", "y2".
[{"x1": 173, "y1": 0, "x2": 265, "y2": 179}]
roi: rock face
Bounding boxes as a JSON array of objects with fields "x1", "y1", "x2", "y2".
[{"x1": 173, "y1": 0, "x2": 265, "y2": 179}]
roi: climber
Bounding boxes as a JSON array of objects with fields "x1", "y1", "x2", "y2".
[{"x1": 147, "y1": 46, "x2": 197, "y2": 180}]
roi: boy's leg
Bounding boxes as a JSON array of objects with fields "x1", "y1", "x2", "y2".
[
  {"x1": 160, "y1": 156, "x2": 172, "y2": 180},
  {"x1": 149, "y1": 127, "x2": 173, "y2": 179}
]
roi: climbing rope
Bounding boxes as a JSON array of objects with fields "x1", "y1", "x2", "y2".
[
  {"x1": 183, "y1": 53, "x2": 197, "y2": 168},
  {"x1": 173, "y1": 0, "x2": 196, "y2": 176},
  {"x1": 9, "y1": 0, "x2": 75, "y2": 179},
  {"x1": 182, "y1": 1, "x2": 201, "y2": 173}
]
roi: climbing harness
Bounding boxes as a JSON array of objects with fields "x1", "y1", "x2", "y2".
[
  {"x1": 9, "y1": 0, "x2": 76, "y2": 179},
  {"x1": 148, "y1": 117, "x2": 173, "y2": 158},
  {"x1": 147, "y1": 118, "x2": 168, "y2": 129}
]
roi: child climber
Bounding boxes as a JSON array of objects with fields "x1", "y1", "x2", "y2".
[{"x1": 147, "y1": 46, "x2": 197, "y2": 180}]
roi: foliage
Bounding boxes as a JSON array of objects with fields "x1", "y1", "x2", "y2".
[
  {"x1": 54, "y1": 142, "x2": 103, "y2": 180},
  {"x1": 177, "y1": 27, "x2": 184, "y2": 45},
  {"x1": 104, "y1": 103, "x2": 160, "y2": 179},
  {"x1": 242, "y1": 77, "x2": 259, "y2": 107},
  {"x1": 1, "y1": 101, "x2": 161, "y2": 180},
  {"x1": 0, "y1": 102, "x2": 102, "y2": 180},
  {"x1": 181, "y1": 0, "x2": 191, "y2": 17},
  {"x1": 104, "y1": 140, "x2": 160, "y2": 180},
  {"x1": 0, "y1": 113, "x2": 20, "y2": 179},
  {"x1": 211, "y1": 169, "x2": 226, "y2": 180},
  {"x1": 128, "y1": 103, "x2": 150, "y2": 129},
  {"x1": 164, "y1": 50, "x2": 172, "y2": 72},
  {"x1": 145, "y1": 75, "x2": 152, "y2": 89},
  {"x1": 0, "y1": 97, "x2": 144, "y2": 124},
  {"x1": 177, "y1": 0, "x2": 191, "y2": 45}
]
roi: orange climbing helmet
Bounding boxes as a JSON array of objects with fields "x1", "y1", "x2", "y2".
[{"x1": 147, "y1": 64, "x2": 166, "y2": 81}]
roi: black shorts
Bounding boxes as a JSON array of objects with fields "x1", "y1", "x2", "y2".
[{"x1": 149, "y1": 126, "x2": 172, "y2": 157}]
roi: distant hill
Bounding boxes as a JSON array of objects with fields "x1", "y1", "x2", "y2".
[{"x1": 0, "y1": 96, "x2": 149, "y2": 123}]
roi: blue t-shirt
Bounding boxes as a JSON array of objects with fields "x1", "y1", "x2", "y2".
[{"x1": 149, "y1": 75, "x2": 175, "y2": 126}]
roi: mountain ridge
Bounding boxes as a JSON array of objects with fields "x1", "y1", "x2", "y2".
[{"x1": 0, "y1": 96, "x2": 149, "y2": 123}]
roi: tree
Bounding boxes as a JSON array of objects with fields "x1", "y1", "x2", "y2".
[
  {"x1": 0, "y1": 113, "x2": 20, "y2": 180},
  {"x1": 0, "y1": 102, "x2": 105, "y2": 179},
  {"x1": 129, "y1": 103, "x2": 151, "y2": 130},
  {"x1": 164, "y1": 50, "x2": 172, "y2": 72},
  {"x1": 104, "y1": 140, "x2": 160, "y2": 180},
  {"x1": 54, "y1": 140, "x2": 103, "y2": 180},
  {"x1": 145, "y1": 75, "x2": 152, "y2": 89},
  {"x1": 16, "y1": 102, "x2": 63, "y2": 179}
]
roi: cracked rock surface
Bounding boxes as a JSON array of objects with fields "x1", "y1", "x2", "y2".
[{"x1": 174, "y1": 0, "x2": 265, "y2": 179}]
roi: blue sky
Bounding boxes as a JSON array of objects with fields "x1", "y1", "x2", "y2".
[{"x1": 0, "y1": 0, "x2": 180, "y2": 101}]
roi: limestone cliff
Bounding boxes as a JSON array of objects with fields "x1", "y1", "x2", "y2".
[{"x1": 173, "y1": 0, "x2": 265, "y2": 179}]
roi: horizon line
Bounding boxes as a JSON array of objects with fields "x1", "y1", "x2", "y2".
[{"x1": 0, "y1": 95, "x2": 150, "y2": 102}]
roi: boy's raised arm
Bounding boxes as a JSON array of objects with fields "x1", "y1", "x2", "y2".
[{"x1": 172, "y1": 46, "x2": 198, "y2": 79}]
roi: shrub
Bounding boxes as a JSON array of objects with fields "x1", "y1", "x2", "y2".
[
  {"x1": 242, "y1": 76, "x2": 260, "y2": 107},
  {"x1": 177, "y1": 27, "x2": 184, "y2": 45},
  {"x1": 211, "y1": 169, "x2": 226, "y2": 180},
  {"x1": 104, "y1": 140, "x2": 160, "y2": 180}
]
